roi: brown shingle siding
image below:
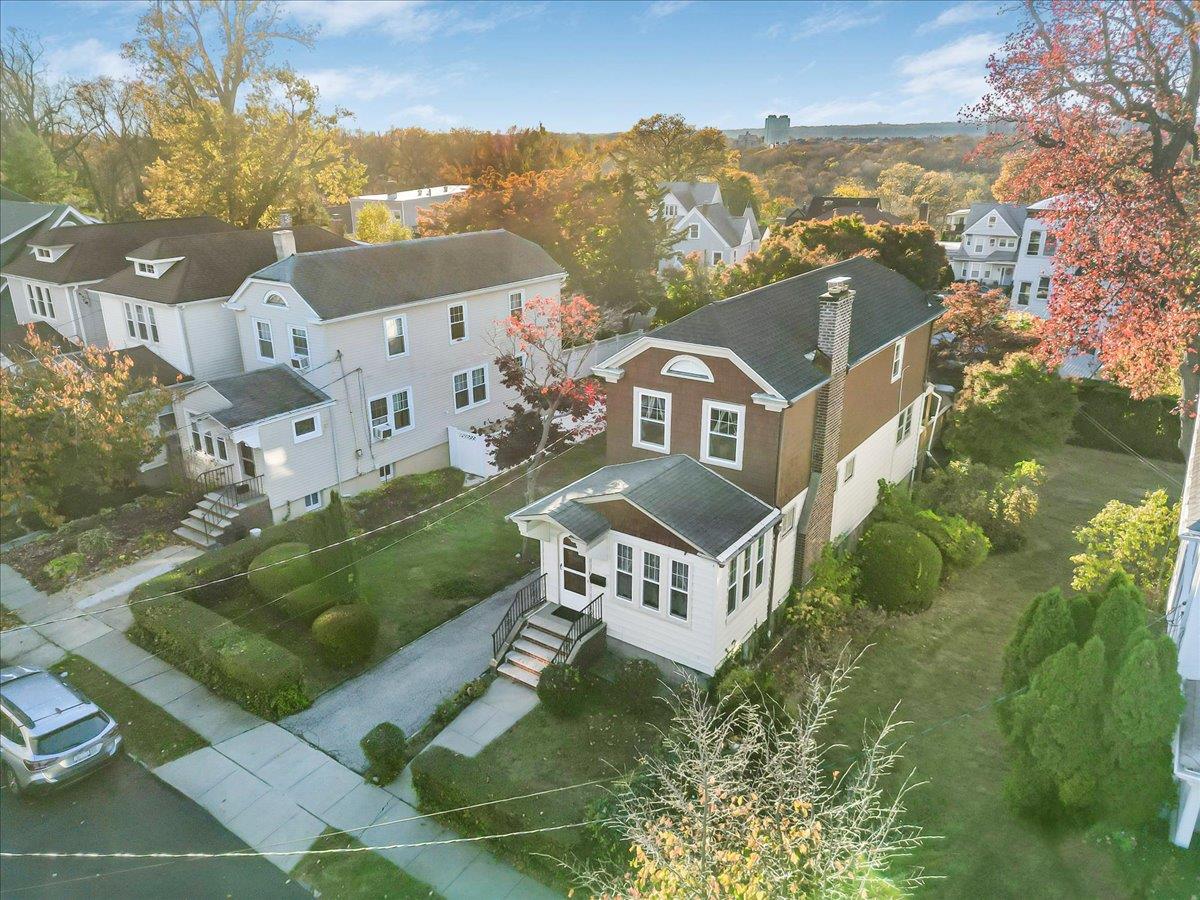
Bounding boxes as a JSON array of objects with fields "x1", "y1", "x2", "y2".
[{"x1": 839, "y1": 321, "x2": 932, "y2": 453}]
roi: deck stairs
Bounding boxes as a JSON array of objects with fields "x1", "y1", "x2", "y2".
[
  {"x1": 173, "y1": 490, "x2": 256, "y2": 549},
  {"x1": 496, "y1": 607, "x2": 572, "y2": 689}
]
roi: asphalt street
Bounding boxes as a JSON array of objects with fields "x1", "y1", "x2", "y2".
[{"x1": 0, "y1": 755, "x2": 310, "y2": 899}]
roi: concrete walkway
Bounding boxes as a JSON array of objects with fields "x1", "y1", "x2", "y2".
[{"x1": 283, "y1": 573, "x2": 538, "y2": 771}]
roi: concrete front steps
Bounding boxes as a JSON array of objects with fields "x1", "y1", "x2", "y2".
[
  {"x1": 496, "y1": 608, "x2": 570, "y2": 690},
  {"x1": 173, "y1": 491, "x2": 250, "y2": 549}
]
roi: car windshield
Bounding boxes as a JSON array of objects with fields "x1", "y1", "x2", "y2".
[{"x1": 35, "y1": 713, "x2": 108, "y2": 755}]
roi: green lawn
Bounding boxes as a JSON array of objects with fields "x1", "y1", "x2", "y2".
[
  {"x1": 55, "y1": 655, "x2": 207, "y2": 767},
  {"x1": 210, "y1": 438, "x2": 607, "y2": 695},
  {"x1": 292, "y1": 829, "x2": 442, "y2": 899},
  {"x1": 411, "y1": 692, "x2": 670, "y2": 890},
  {"x1": 769, "y1": 446, "x2": 1195, "y2": 898}
]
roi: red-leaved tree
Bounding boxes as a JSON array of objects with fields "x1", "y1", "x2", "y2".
[
  {"x1": 488, "y1": 295, "x2": 607, "y2": 510},
  {"x1": 939, "y1": 281, "x2": 1015, "y2": 365},
  {"x1": 970, "y1": 0, "x2": 1199, "y2": 426}
]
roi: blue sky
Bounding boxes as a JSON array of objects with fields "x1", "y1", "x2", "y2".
[{"x1": 1, "y1": 0, "x2": 1019, "y2": 133}]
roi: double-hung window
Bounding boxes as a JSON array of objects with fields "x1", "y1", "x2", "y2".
[
  {"x1": 1027, "y1": 230, "x2": 1042, "y2": 255},
  {"x1": 448, "y1": 304, "x2": 467, "y2": 342},
  {"x1": 1036, "y1": 276, "x2": 1050, "y2": 300},
  {"x1": 215, "y1": 437, "x2": 229, "y2": 462},
  {"x1": 26, "y1": 284, "x2": 54, "y2": 318},
  {"x1": 203, "y1": 432, "x2": 215, "y2": 457},
  {"x1": 896, "y1": 405, "x2": 914, "y2": 444},
  {"x1": 289, "y1": 327, "x2": 309, "y2": 371},
  {"x1": 121, "y1": 301, "x2": 159, "y2": 342},
  {"x1": 754, "y1": 535, "x2": 765, "y2": 587},
  {"x1": 688, "y1": 224, "x2": 700, "y2": 239},
  {"x1": 641, "y1": 552, "x2": 661, "y2": 610},
  {"x1": 384, "y1": 316, "x2": 407, "y2": 357},
  {"x1": 370, "y1": 388, "x2": 413, "y2": 439},
  {"x1": 891, "y1": 337, "x2": 905, "y2": 382},
  {"x1": 740, "y1": 545, "x2": 752, "y2": 601},
  {"x1": 634, "y1": 389, "x2": 669, "y2": 452},
  {"x1": 726, "y1": 560, "x2": 738, "y2": 614},
  {"x1": 379, "y1": 463, "x2": 394, "y2": 481},
  {"x1": 1016, "y1": 282, "x2": 1031, "y2": 306},
  {"x1": 1044, "y1": 234, "x2": 1057, "y2": 256},
  {"x1": 711, "y1": 250, "x2": 722, "y2": 265},
  {"x1": 190, "y1": 419, "x2": 202, "y2": 453},
  {"x1": 669, "y1": 561, "x2": 689, "y2": 620},
  {"x1": 452, "y1": 366, "x2": 488, "y2": 411},
  {"x1": 508, "y1": 291, "x2": 524, "y2": 318},
  {"x1": 615, "y1": 543, "x2": 634, "y2": 601},
  {"x1": 255, "y1": 320, "x2": 274, "y2": 360},
  {"x1": 702, "y1": 400, "x2": 743, "y2": 468}
]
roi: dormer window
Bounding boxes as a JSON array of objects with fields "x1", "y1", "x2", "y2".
[
  {"x1": 136, "y1": 261, "x2": 156, "y2": 276},
  {"x1": 35, "y1": 247, "x2": 52, "y2": 261}
]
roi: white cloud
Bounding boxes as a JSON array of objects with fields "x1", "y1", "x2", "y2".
[
  {"x1": 767, "y1": 1, "x2": 887, "y2": 41},
  {"x1": 916, "y1": 1, "x2": 1000, "y2": 35},
  {"x1": 303, "y1": 67, "x2": 424, "y2": 102},
  {"x1": 897, "y1": 31, "x2": 1000, "y2": 101},
  {"x1": 396, "y1": 104, "x2": 462, "y2": 127},
  {"x1": 644, "y1": 0, "x2": 693, "y2": 18},
  {"x1": 286, "y1": 0, "x2": 543, "y2": 42},
  {"x1": 45, "y1": 38, "x2": 134, "y2": 81}
]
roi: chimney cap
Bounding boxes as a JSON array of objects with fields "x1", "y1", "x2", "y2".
[{"x1": 825, "y1": 275, "x2": 852, "y2": 295}]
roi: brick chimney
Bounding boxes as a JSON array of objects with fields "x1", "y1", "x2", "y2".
[
  {"x1": 802, "y1": 275, "x2": 854, "y2": 578},
  {"x1": 272, "y1": 229, "x2": 297, "y2": 261}
]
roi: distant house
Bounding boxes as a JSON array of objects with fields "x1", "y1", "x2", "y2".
[
  {"x1": 659, "y1": 181, "x2": 761, "y2": 269},
  {"x1": 1168, "y1": 417, "x2": 1200, "y2": 848},
  {"x1": 0, "y1": 216, "x2": 236, "y2": 347},
  {"x1": 348, "y1": 185, "x2": 469, "y2": 234},
  {"x1": 781, "y1": 196, "x2": 902, "y2": 227},
  {"x1": 732, "y1": 131, "x2": 763, "y2": 150}
]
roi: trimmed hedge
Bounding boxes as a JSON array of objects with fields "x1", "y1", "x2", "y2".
[
  {"x1": 857, "y1": 522, "x2": 943, "y2": 613},
  {"x1": 280, "y1": 581, "x2": 342, "y2": 622},
  {"x1": 1070, "y1": 381, "x2": 1184, "y2": 462},
  {"x1": 129, "y1": 573, "x2": 310, "y2": 718},
  {"x1": 247, "y1": 542, "x2": 318, "y2": 599},
  {"x1": 312, "y1": 604, "x2": 379, "y2": 667},
  {"x1": 361, "y1": 722, "x2": 407, "y2": 784}
]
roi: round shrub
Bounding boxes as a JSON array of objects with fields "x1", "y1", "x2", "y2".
[
  {"x1": 312, "y1": 604, "x2": 379, "y2": 667},
  {"x1": 614, "y1": 658, "x2": 660, "y2": 712},
  {"x1": 280, "y1": 581, "x2": 341, "y2": 622},
  {"x1": 246, "y1": 542, "x2": 317, "y2": 599},
  {"x1": 537, "y1": 662, "x2": 591, "y2": 717},
  {"x1": 75, "y1": 527, "x2": 115, "y2": 558},
  {"x1": 937, "y1": 515, "x2": 990, "y2": 571},
  {"x1": 857, "y1": 522, "x2": 942, "y2": 613},
  {"x1": 361, "y1": 722, "x2": 408, "y2": 784}
]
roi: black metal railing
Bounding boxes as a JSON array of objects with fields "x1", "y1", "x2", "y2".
[
  {"x1": 552, "y1": 593, "x2": 603, "y2": 666},
  {"x1": 192, "y1": 462, "x2": 236, "y2": 495},
  {"x1": 491, "y1": 573, "x2": 546, "y2": 660},
  {"x1": 191, "y1": 472, "x2": 266, "y2": 543}
]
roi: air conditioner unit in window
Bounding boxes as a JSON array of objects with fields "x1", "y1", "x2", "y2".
[
  {"x1": 289, "y1": 356, "x2": 310, "y2": 372},
  {"x1": 372, "y1": 424, "x2": 393, "y2": 442}
]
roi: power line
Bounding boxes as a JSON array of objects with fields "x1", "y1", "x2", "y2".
[{"x1": 1074, "y1": 409, "x2": 1185, "y2": 489}]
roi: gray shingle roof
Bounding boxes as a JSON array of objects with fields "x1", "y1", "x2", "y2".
[
  {"x1": 650, "y1": 256, "x2": 943, "y2": 400},
  {"x1": 510, "y1": 455, "x2": 777, "y2": 558},
  {"x1": 92, "y1": 226, "x2": 352, "y2": 305},
  {"x1": 251, "y1": 230, "x2": 565, "y2": 321},
  {"x1": 2, "y1": 216, "x2": 236, "y2": 285},
  {"x1": 962, "y1": 202, "x2": 1026, "y2": 234},
  {"x1": 947, "y1": 247, "x2": 1018, "y2": 264},
  {"x1": 91, "y1": 345, "x2": 192, "y2": 387},
  {"x1": 661, "y1": 181, "x2": 721, "y2": 212},
  {"x1": 205, "y1": 366, "x2": 331, "y2": 429}
]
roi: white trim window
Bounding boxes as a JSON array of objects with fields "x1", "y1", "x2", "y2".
[
  {"x1": 1036, "y1": 276, "x2": 1050, "y2": 300},
  {"x1": 264, "y1": 292, "x2": 288, "y2": 307},
  {"x1": 891, "y1": 337, "x2": 905, "y2": 382},
  {"x1": 303, "y1": 491, "x2": 322, "y2": 510},
  {"x1": 669, "y1": 560, "x2": 689, "y2": 620},
  {"x1": 452, "y1": 366, "x2": 488, "y2": 411},
  {"x1": 293, "y1": 413, "x2": 322, "y2": 444},
  {"x1": 641, "y1": 551, "x2": 661, "y2": 610},
  {"x1": 369, "y1": 387, "x2": 414, "y2": 439},
  {"x1": 289, "y1": 326, "x2": 309, "y2": 371},
  {"x1": 384, "y1": 315, "x2": 407, "y2": 358},
  {"x1": 190, "y1": 418, "x2": 202, "y2": 453},
  {"x1": 665, "y1": 203, "x2": 678, "y2": 217},
  {"x1": 740, "y1": 544, "x2": 752, "y2": 602},
  {"x1": 379, "y1": 463, "x2": 394, "y2": 481},
  {"x1": 123, "y1": 301, "x2": 160, "y2": 342},
  {"x1": 203, "y1": 431, "x2": 215, "y2": 457},
  {"x1": 135, "y1": 261, "x2": 155, "y2": 276},
  {"x1": 711, "y1": 250, "x2": 723, "y2": 265},
  {"x1": 255, "y1": 319, "x2": 274, "y2": 360},
  {"x1": 843, "y1": 454, "x2": 856, "y2": 483},
  {"x1": 726, "y1": 560, "x2": 738, "y2": 614},
  {"x1": 701, "y1": 400, "x2": 744, "y2": 469},
  {"x1": 215, "y1": 436, "x2": 229, "y2": 462},
  {"x1": 35, "y1": 247, "x2": 53, "y2": 261},
  {"x1": 508, "y1": 291, "x2": 524, "y2": 318},
  {"x1": 1027, "y1": 230, "x2": 1042, "y2": 255},
  {"x1": 615, "y1": 543, "x2": 634, "y2": 601},
  {"x1": 1016, "y1": 282, "x2": 1032, "y2": 306},
  {"x1": 754, "y1": 535, "x2": 765, "y2": 587},
  {"x1": 634, "y1": 388, "x2": 670, "y2": 452},
  {"x1": 448, "y1": 303, "x2": 467, "y2": 342},
  {"x1": 687, "y1": 224, "x2": 700, "y2": 239},
  {"x1": 661, "y1": 355, "x2": 714, "y2": 382},
  {"x1": 26, "y1": 284, "x2": 55, "y2": 318},
  {"x1": 896, "y1": 404, "x2": 914, "y2": 444}
]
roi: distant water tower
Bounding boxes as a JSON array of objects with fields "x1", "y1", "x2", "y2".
[{"x1": 764, "y1": 114, "x2": 791, "y2": 146}]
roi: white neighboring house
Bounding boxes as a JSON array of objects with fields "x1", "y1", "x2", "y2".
[
  {"x1": 1009, "y1": 196, "x2": 1062, "y2": 318},
  {"x1": 659, "y1": 181, "x2": 761, "y2": 269},
  {"x1": 348, "y1": 185, "x2": 469, "y2": 234},
  {"x1": 0, "y1": 197, "x2": 95, "y2": 307},
  {"x1": 0, "y1": 216, "x2": 235, "y2": 348},
  {"x1": 88, "y1": 226, "x2": 352, "y2": 382},
  {"x1": 1167, "y1": 418, "x2": 1200, "y2": 849},
  {"x1": 170, "y1": 229, "x2": 566, "y2": 534}
]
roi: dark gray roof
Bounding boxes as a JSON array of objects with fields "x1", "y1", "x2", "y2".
[
  {"x1": 511, "y1": 455, "x2": 777, "y2": 558},
  {"x1": 2, "y1": 216, "x2": 236, "y2": 285},
  {"x1": 0, "y1": 316, "x2": 73, "y2": 362},
  {"x1": 947, "y1": 247, "x2": 1018, "y2": 264},
  {"x1": 91, "y1": 346, "x2": 192, "y2": 387},
  {"x1": 0, "y1": 201, "x2": 90, "y2": 269},
  {"x1": 962, "y1": 202, "x2": 1026, "y2": 234},
  {"x1": 650, "y1": 256, "x2": 943, "y2": 400},
  {"x1": 661, "y1": 181, "x2": 721, "y2": 212},
  {"x1": 92, "y1": 227, "x2": 353, "y2": 305},
  {"x1": 695, "y1": 202, "x2": 758, "y2": 246},
  {"x1": 251, "y1": 230, "x2": 565, "y2": 320},
  {"x1": 205, "y1": 366, "x2": 331, "y2": 429}
]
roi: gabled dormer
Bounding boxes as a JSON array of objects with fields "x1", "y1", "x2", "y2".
[
  {"x1": 31, "y1": 243, "x2": 70, "y2": 263},
  {"x1": 127, "y1": 253, "x2": 184, "y2": 279}
]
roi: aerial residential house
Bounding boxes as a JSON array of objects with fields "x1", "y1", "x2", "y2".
[
  {"x1": 88, "y1": 226, "x2": 352, "y2": 382},
  {"x1": 660, "y1": 181, "x2": 762, "y2": 269},
  {"x1": 501, "y1": 256, "x2": 942, "y2": 685},
  {"x1": 0, "y1": 216, "x2": 236, "y2": 347},
  {"x1": 1167, "y1": 417, "x2": 1199, "y2": 849},
  {"x1": 780, "y1": 195, "x2": 903, "y2": 228},
  {"x1": 348, "y1": 185, "x2": 470, "y2": 234},
  {"x1": 168, "y1": 229, "x2": 566, "y2": 541}
]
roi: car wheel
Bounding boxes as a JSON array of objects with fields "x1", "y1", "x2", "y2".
[{"x1": 1, "y1": 764, "x2": 21, "y2": 798}]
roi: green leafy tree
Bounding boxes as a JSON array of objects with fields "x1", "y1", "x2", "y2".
[
  {"x1": 608, "y1": 113, "x2": 729, "y2": 189},
  {"x1": 352, "y1": 201, "x2": 413, "y2": 243},
  {"x1": 0, "y1": 126, "x2": 80, "y2": 203},
  {"x1": 918, "y1": 457, "x2": 1045, "y2": 551},
  {"x1": 945, "y1": 353, "x2": 1079, "y2": 468},
  {"x1": 1070, "y1": 489, "x2": 1180, "y2": 609},
  {"x1": 1001, "y1": 587, "x2": 1076, "y2": 693},
  {"x1": 655, "y1": 254, "x2": 720, "y2": 325}
]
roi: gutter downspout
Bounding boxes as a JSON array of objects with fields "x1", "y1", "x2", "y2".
[{"x1": 765, "y1": 408, "x2": 788, "y2": 637}]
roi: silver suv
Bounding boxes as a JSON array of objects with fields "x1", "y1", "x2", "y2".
[{"x1": 0, "y1": 665, "x2": 121, "y2": 796}]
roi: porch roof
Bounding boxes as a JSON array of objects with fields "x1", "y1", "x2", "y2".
[
  {"x1": 509, "y1": 455, "x2": 779, "y2": 560},
  {"x1": 205, "y1": 365, "x2": 331, "y2": 429}
]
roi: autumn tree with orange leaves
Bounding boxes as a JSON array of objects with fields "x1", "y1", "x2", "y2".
[
  {"x1": 970, "y1": 0, "x2": 1200, "y2": 436},
  {"x1": 0, "y1": 329, "x2": 170, "y2": 526}
]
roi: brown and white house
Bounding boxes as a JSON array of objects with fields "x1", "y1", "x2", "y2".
[{"x1": 501, "y1": 256, "x2": 943, "y2": 684}]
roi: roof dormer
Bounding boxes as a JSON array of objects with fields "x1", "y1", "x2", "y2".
[
  {"x1": 32, "y1": 244, "x2": 70, "y2": 263},
  {"x1": 127, "y1": 254, "x2": 183, "y2": 279}
]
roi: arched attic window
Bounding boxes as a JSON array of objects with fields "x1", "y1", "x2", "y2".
[
  {"x1": 661, "y1": 354, "x2": 714, "y2": 382},
  {"x1": 264, "y1": 292, "x2": 288, "y2": 307}
]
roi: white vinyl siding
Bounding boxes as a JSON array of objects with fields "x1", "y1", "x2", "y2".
[
  {"x1": 369, "y1": 387, "x2": 414, "y2": 439},
  {"x1": 293, "y1": 414, "x2": 322, "y2": 443}
]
